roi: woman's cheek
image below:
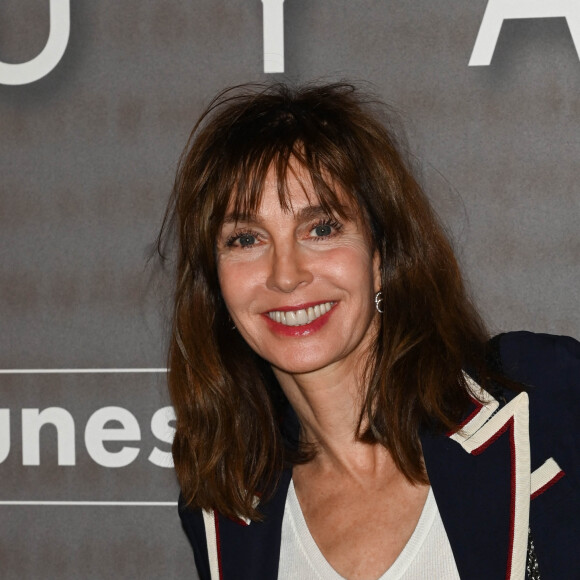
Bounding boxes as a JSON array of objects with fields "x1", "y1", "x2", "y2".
[{"x1": 218, "y1": 257, "x2": 264, "y2": 311}]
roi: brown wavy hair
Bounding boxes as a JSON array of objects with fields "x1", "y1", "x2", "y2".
[{"x1": 161, "y1": 82, "x2": 493, "y2": 521}]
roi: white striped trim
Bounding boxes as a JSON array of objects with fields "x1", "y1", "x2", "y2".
[
  {"x1": 202, "y1": 509, "x2": 220, "y2": 579},
  {"x1": 450, "y1": 375, "x2": 499, "y2": 442},
  {"x1": 451, "y1": 391, "x2": 530, "y2": 580},
  {"x1": 531, "y1": 457, "x2": 563, "y2": 497}
]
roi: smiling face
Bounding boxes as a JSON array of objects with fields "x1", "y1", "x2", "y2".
[{"x1": 216, "y1": 164, "x2": 381, "y2": 378}]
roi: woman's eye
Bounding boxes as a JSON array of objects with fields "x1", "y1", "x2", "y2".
[
  {"x1": 225, "y1": 231, "x2": 260, "y2": 248},
  {"x1": 309, "y1": 219, "x2": 341, "y2": 239},
  {"x1": 238, "y1": 234, "x2": 256, "y2": 247},
  {"x1": 314, "y1": 224, "x2": 332, "y2": 237}
]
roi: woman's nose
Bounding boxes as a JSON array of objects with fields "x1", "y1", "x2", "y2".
[{"x1": 266, "y1": 245, "x2": 314, "y2": 293}]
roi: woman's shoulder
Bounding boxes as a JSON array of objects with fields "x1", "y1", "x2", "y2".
[
  {"x1": 493, "y1": 330, "x2": 580, "y2": 390},
  {"x1": 490, "y1": 331, "x2": 580, "y2": 463}
]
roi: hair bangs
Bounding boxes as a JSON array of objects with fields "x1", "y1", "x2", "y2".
[{"x1": 216, "y1": 127, "x2": 361, "y2": 229}]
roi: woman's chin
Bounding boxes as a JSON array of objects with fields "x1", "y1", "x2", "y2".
[{"x1": 268, "y1": 351, "x2": 339, "y2": 377}]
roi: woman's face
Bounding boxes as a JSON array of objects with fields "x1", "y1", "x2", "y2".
[{"x1": 216, "y1": 164, "x2": 381, "y2": 377}]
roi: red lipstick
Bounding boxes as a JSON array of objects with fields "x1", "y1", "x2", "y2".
[{"x1": 262, "y1": 302, "x2": 337, "y2": 337}]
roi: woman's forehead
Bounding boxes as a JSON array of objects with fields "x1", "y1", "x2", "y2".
[{"x1": 223, "y1": 161, "x2": 356, "y2": 222}]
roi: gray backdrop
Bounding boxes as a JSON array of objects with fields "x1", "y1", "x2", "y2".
[{"x1": 1, "y1": 1, "x2": 578, "y2": 578}]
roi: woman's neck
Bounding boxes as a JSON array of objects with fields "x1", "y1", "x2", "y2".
[{"x1": 273, "y1": 354, "x2": 389, "y2": 475}]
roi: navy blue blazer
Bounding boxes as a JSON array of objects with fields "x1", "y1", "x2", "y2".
[{"x1": 179, "y1": 332, "x2": 580, "y2": 579}]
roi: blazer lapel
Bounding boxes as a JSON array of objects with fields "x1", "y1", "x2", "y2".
[
  {"x1": 205, "y1": 468, "x2": 292, "y2": 580},
  {"x1": 421, "y1": 379, "x2": 531, "y2": 580}
]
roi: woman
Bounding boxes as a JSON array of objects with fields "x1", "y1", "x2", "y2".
[{"x1": 162, "y1": 83, "x2": 580, "y2": 579}]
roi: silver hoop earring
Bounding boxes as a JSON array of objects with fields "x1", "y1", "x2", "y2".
[{"x1": 374, "y1": 291, "x2": 384, "y2": 314}]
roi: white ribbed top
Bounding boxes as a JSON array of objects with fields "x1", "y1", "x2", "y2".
[{"x1": 278, "y1": 481, "x2": 460, "y2": 579}]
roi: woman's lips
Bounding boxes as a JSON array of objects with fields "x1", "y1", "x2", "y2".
[
  {"x1": 266, "y1": 301, "x2": 335, "y2": 326},
  {"x1": 262, "y1": 301, "x2": 337, "y2": 336}
]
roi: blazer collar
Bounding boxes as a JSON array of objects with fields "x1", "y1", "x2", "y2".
[{"x1": 421, "y1": 377, "x2": 531, "y2": 580}]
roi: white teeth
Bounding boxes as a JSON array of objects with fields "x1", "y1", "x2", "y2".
[
  {"x1": 295, "y1": 309, "x2": 308, "y2": 325},
  {"x1": 267, "y1": 302, "x2": 335, "y2": 327}
]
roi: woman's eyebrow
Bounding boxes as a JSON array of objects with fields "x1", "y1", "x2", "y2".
[
  {"x1": 221, "y1": 213, "x2": 248, "y2": 225},
  {"x1": 294, "y1": 205, "x2": 332, "y2": 222},
  {"x1": 221, "y1": 204, "x2": 352, "y2": 227},
  {"x1": 221, "y1": 209, "x2": 268, "y2": 226},
  {"x1": 295, "y1": 204, "x2": 355, "y2": 222}
]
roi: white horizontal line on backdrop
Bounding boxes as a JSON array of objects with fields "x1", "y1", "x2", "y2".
[
  {"x1": 0, "y1": 368, "x2": 168, "y2": 374},
  {"x1": 0, "y1": 501, "x2": 177, "y2": 506}
]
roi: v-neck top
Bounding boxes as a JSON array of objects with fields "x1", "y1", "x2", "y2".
[{"x1": 278, "y1": 481, "x2": 460, "y2": 579}]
